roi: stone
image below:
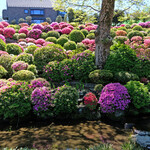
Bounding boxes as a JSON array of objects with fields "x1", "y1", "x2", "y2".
[{"x1": 124, "y1": 123, "x2": 135, "y2": 129}]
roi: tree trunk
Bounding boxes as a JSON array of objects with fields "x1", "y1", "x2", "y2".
[{"x1": 95, "y1": 0, "x2": 115, "y2": 69}]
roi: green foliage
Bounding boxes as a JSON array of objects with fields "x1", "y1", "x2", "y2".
[
  {"x1": 47, "y1": 31, "x2": 60, "y2": 39},
  {"x1": 104, "y1": 44, "x2": 137, "y2": 73},
  {"x1": 67, "y1": 8, "x2": 75, "y2": 23},
  {"x1": 81, "y1": 29, "x2": 89, "y2": 37},
  {"x1": 64, "y1": 41, "x2": 77, "y2": 50},
  {"x1": 86, "y1": 33, "x2": 95, "y2": 39},
  {"x1": 89, "y1": 69, "x2": 113, "y2": 84},
  {"x1": 6, "y1": 43, "x2": 22, "y2": 55},
  {"x1": 18, "y1": 18, "x2": 25, "y2": 23},
  {"x1": 94, "y1": 84, "x2": 103, "y2": 93},
  {"x1": 117, "y1": 27, "x2": 127, "y2": 32},
  {"x1": 45, "y1": 37, "x2": 57, "y2": 43},
  {"x1": 15, "y1": 53, "x2": 34, "y2": 64},
  {"x1": 110, "y1": 30, "x2": 116, "y2": 38},
  {"x1": 26, "y1": 16, "x2": 32, "y2": 25},
  {"x1": 125, "y1": 24, "x2": 131, "y2": 29},
  {"x1": 46, "y1": 17, "x2": 52, "y2": 24},
  {"x1": 0, "y1": 65, "x2": 8, "y2": 78},
  {"x1": 69, "y1": 30, "x2": 85, "y2": 43},
  {"x1": 0, "y1": 82, "x2": 32, "y2": 119},
  {"x1": 0, "y1": 54, "x2": 13, "y2": 76},
  {"x1": 147, "y1": 29, "x2": 150, "y2": 34},
  {"x1": 87, "y1": 143, "x2": 114, "y2": 150},
  {"x1": 27, "y1": 64, "x2": 38, "y2": 75},
  {"x1": 17, "y1": 33, "x2": 26, "y2": 39},
  {"x1": 114, "y1": 71, "x2": 139, "y2": 84},
  {"x1": 40, "y1": 32, "x2": 47, "y2": 39},
  {"x1": 56, "y1": 15, "x2": 63, "y2": 23},
  {"x1": 57, "y1": 37, "x2": 68, "y2": 46},
  {"x1": 25, "y1": 45, "x2": 38, "y2": 55},
  {"x1": 0, "y1": 38, "x2": 6, "y2": 51},
  {"x1": 125, "y1": 81, "x2": 150, "y2": 109},
  {"x1": 13, "y1": 33, "x2": 19, "y2": 40},
  {"x1": 114, "y1": 36, "x2": 128, "y2": 44},
  {"x1": 12, "y1": 70, "x2": 35, "y2": 81},
  {"x1": 77, "y1": 43, "x2": 86, "y2": 50},
  {"x1": 132, "y1": 25, "x2": 143, "y2": 31},
  {"x1": 53, "y1": 85, "x2": 78, "y2": 116},
  {"x1": 122, "y1": 141, "x2": 144, "y2": 150},
  {"x1": 127, "y1": 30, "x2": 144, "y2": 40},
  {"x1": 34, "y1": 44, "x2": 66, "y2": 72}
]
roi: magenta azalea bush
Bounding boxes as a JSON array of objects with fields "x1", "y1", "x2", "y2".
[
  {"x1": 28, "y1": 29, "x2": 42, "y2": 39},
  {"x1": 3, "y1": 27, "x2": 16, "y2": 38},
  {"x1": 61, "y1": 27, "x2": 71, "y2": 34},
  {"x1": 31, "y1": 86, "x2": 53, "y2": 112},
  {"x1": 43, "y1": 25, "x2": 53, "y2": 32},
  {"x1": 30, "y1": 78, "x2": 50, "y2": 88},
  {"x1": 32, "y1": 24, "x2": 44, "y2": 31},
  {"x1": 98, "y1": 83, "x2": 131, "y2": 113},
  {"x1": 11, "y1": 61, "x2": 28, "y2": 72},
  {"x1": 19, "y1": 27, "x2": 29, "y2": 35},
  {"x1": 0, "y1": 34, "x2": 6, "y2": 42}
]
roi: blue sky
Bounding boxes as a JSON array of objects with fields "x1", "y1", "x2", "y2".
[{"x1": 0, "y1": 0, "x2": 6, "y2": 17}]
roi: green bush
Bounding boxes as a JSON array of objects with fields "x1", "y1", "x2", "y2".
[
  {"x1": 104, "y1": 44, "x2": 137, "y2": 73},
  {"x1": 72, "y1": 52, "x2": 97, "y2": 81},
  {"x1": 15, "y1": 53, "x2": 34, "y2": 64},
  {"x1": 147, "y1": 29, "x2": 150, "y2": 34},
  {"x1": 125, "y1": 24, "x2": 131, "y2": 29},
  {"x1": 127, "y1": 31, "x2": 144, "y2": 40},
  {"x1": 69, "y1": 30, "x2": 85, "y2": 43},
  {"x1": 118, "y1": 27, "x2": 127, "y2": 32},
  {"x1": 0, "y1": 38, "x2": 6, "y2": 51},
  {"x1": 125, "y1": 81, "x2": 150, "y2": 109},
  {"x1": 53, "y1": 85, "x2": 79, "y2": 116},
  {"x1": 94, "y1": 84, "x2": 103, "y2": 93},
  {"x1": 114, "y1": 71, "x2": 139, "y2": 84},
  {"x1": 13, "y1": 33, "x2": 19, "y2": 40},
  {"x1": 89, "y1": 69, "x2": 113, "y2": 84},
  {"x1": 77, "y1": 43, "x2": 86, "y2": 50},
  {"x1": 57, "y1": 37, "x2": 68, "y2": 46},
  {"x1": 40, "y1": 32, "x2": 47, "y2": 39},
  {"x1": 0, "y1": 82, "x2": 32, "y2": 119},
  {"x1": 47, "y1": 31, "x2": 60, "y2": 39},
  {"x1": 147, "y1": 82, "x2": 150, "y2": 91},
  {"x1": 86, "y1": 33, "x2": 95, "y2": 39},
  {"x1": 12, "y1": 70, "x2": 35, "y2": 81},
  {"x1": 110, "y1": 30, "x2": 116, "y2": 38},
  {"x1": 0, "y1": 65, "x2": 8, "y2": 78},
  {"x1": 34, "y1": 44, "x2": 66, "y2": 72},
  {"x1": 132, "y1": 25, "x2": 143, "y2": 31},
  {"x1": 6, "y1": 43, "x2": 22, "y2": 55},
  {"x1": 0, "y1": 54, "x2": 13, "y2": 76},
  {"x1": 45, "y1": 37, "x2": 57, "y2": 43},
  {"x1": 64, "y1": 41, "x2": 77, "y2": 50},
  {"x1": 27, "y1": 64, "x2": 38, "y2": 75},
  {"x1": 81, "y1": 29, "x2": 89, "y2": 37},
  {"x1": 17, "y1": 33, "x2": 26, "y2": 39},
  {"x1": 126, "y1": 29, "x2": 132, "y2": 33},
  {"x1": 25, "y1": 45, "x2": 38, "y2": 55},
  {"x1": 114, "y1": 36, "x2": 128, "y2": 44}
]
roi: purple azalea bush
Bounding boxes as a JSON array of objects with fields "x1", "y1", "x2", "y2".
[{"x1": 98, "y1": 83, "x2": 131, "y2": 113}]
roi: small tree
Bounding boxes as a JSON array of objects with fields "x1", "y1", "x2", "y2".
[
  {"x1": 11, "y1": 19, "x2": 16, "y2": 25},
  {"x1": 26, "y1": 16, "x2": 32, "y2": 25},
  {"x1": 18, "y1": 18, "x2": 25, "y2": 23},
  {"x1": 67, "y1": 7, "x2": 75, "y2": 22},
  {"x1": 64, "y1": 14, "x2": 68, "y2": 22},
  {"x1": 46, "y1": 17, "x2": 52, "y2": 24},
  {"x1": 56, "y1": 15, "x2": 63, "y2": 23}
]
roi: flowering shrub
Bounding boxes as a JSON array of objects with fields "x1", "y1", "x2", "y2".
[
  {"x1": 133, "y1": 25, "x2": 143, "y2": 31},
  {"x1": 0, "y1": 82, "x2": 32, "y2": 119},
  {"x1": 116, "y1": 30, "x2": 127, "y2": 36},
  {"x1": 11, "y1": 61, "x2": 28, "y2": 72},
  {"x1": 0, "y1": 34, "x2": 6, "y2": 42},
  {"x1": 144, "y1": 39, "x2": 150, "y2": 48},
  {"x1": 3, "y1": 28, "x2": 16, "y2": 38},
  {"x1": 50, "y1": 22, "x2": 59, "y2": 27},
  {"x1": 0, "y1": 23, "x2": 4, "y2": 29},
  {"x1": 32, "y1": 24, "x2": 44, "y2": 31},
  {"x1": 53, "y1": 24, "x2": 60, "y2": 30},
  {"x1": 30, "y1": 78, "x2": 50, "y2": 88},
  {"x1": 127, "y1": 31, "x2": 144, "y2": 40},
  {"x1": 82, "y1": 39, "x2": 96, "y2": 51},
  {"x1": 31, "y1": 87, "x2": 53, "y2": 117},
  {"x1": 0, "y1": 28, "x2": 4, "y2": 35},
  {"x1": 0, "y1": 38, "x2": 6, "y2": 51},
  {"x1": 26, "y1": 38, "x2": 36, "y2": 43},
  {"x1": 61, "y1": 27, "x2": 71, "y2": 34},
  {"x1": 19, "y1": 23, "x2": 29, "y2": 28},
  {"x1": 85, "y1": 25, "x2": 97, "y2": 31},
  {"x1": 0, "y1": 50, "x2": 8, "y2": 56},
  {"x1": 0, "y1": 79, "x2": 9, "y2": 88},
  {"x1": 19, "y1": 27, "x2": 29, "y2": 35},
  {"x1": 0, "y1": 65, "x2": 8, "y2": 78},
  {"x1": 28, "y1": 29, "x2": 42, "y2": 39},
  {"x1": 53, "y1": 85, "x2": 78, "y2": 116},
  {"x1": 35, "y1": 38, "x2": 45, "y2": 45},
  {"x1": 83, "y1": 92, "x2": 98, "y2": 110},
  {"x1": 98, "y1": 83, "x2": 131, "y2": 113},
  {"x1": 43, "y1": 25, "x2": 53, "y2": 33},
  {"x1": 12, "y1": 70, "x2": 35, "y2": 81},
  {"x1": 27, "y1": 64, "x2": 37, "y2": 75},
  {"x1": 114, "y1": 36, "x2": 127, "y2": 44},
  {"x1": 1, "y1": 21, "x2": 9, "y2": 27},
  {"x1": 125, "y1": 81, "x2": 150, "y2": 109}
]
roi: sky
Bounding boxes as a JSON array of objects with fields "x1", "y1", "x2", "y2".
[{"x1": 0, "y1": 0, "x2": 6, "y2": 17}]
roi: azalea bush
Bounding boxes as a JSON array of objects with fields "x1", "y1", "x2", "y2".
[
  {"x1": 11, "y1": 61, "x2": 28, "y2": 72},
  {"x1": 30, "y1": 78, "x2": 50, "y2": 88},
  {"x1": 98, "y1": 83, "x2": 131, "y2": 113},
  {"x1": 0, "y1": 65, "x2": 8, "y2": 78},
  {"x1": 28, "y1": 29, "x2": 42, "y2": 39},
  {"x1": 6, "y1": 43, "x2": 22, "y2": 55},
  {"x1": 3, "y1": 27, "x2": 16, "y2": 38}
]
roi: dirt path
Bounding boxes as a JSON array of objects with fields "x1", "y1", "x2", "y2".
[{"x1": 0, "y1": 120, "x2": 131, "y2": 150}]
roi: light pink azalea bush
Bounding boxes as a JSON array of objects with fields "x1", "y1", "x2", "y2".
[{"x1": 11, "y1": 61, "x2": 28, "y2": 72}]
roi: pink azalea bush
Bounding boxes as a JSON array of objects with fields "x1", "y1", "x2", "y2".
[
  {"x1": 11, "y1": 61, "x2": 28, "y2": 72},
  {"x1": 61, "y1": 27, "x2": 71, "y2": 34},
  {"x1": 82, "y1": 38, "x2": 96, "y2": 51},
  {"x1": 0, "y1": 23, "x2": 4, "y2": 29},
  {"x1": 0, "y1": 34, "x2": 6, "y2": 42},
  {"x1": 98, "y1": 83, "x2": 131, "y2": 113},
  {"x1": 26, "y1": 38, "x2": 36, "y2": 43},
  {"x1": 0, "y1": 28, "x2": 4, "y2": 35},
  {"x1": 32, "y1": 24, "x2": 44, "y2": 31},
  {"x1": 144, "y1": 39, "x2": 150, "y2": 48},
  {"x1": 19, "y1": 27, "x2": 29, "y2": 35},
  {"x1": 19, "y1": 23, "x2": 29, "y2": 28},
  {"x1": 3, "y1": 27, "x2": 16, "y2": 38},
  {"x1": 50, "y1": 22, "x2": 59, "y2": 27},
  {"x1": 0, "y1": 50, "x2": 8, "y2": 56},
  {"x1": 1, "y1": 21, "x2": 9, "y2": 27},
  {"x1": 43, "y1": 25, "x2": 53, "y2": 33},
  {"x1": 30, "y1": 78, "x2": 50, "y2": 88},
  {"x1": 28, "y1": 29, "x2": 42, "y2": 39},
  {"x1": 35, "y1": 38, "x2": 45, "y2": 45}
]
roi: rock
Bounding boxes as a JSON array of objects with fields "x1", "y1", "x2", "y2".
[{"x1": 124, "y1": 123, "x2": 134, "y2": 129}]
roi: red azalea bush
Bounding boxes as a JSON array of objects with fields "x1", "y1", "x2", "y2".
[
  {"x1": 28, "y1": 29, "x2": 42, "y2": 39},
  {"x1": 3, "y1": 27, "x2": 16, "y2": 38},
  {"x1": 84, "y1": 92, "x2": 98, "y2": 110},
  {"x1": 116, "y1": 30, "x2": 127, "y2": 36},
  {"x1": 61, "y1": 27, "x2": 71, "y2": 34},
  {"x1": 19, "y1": 27, "x2": 29, "y2": 35}
]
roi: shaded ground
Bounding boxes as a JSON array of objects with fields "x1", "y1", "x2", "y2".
[{"x1": 0, "y1": 120, "x2": 131, "y2": 150}]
